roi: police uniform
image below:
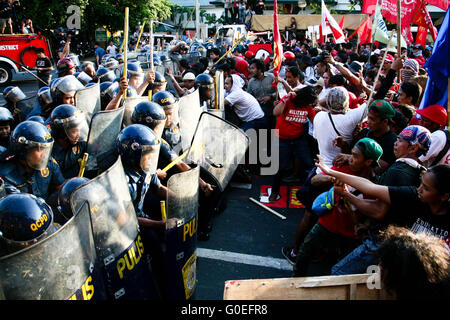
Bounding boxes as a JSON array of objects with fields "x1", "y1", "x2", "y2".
[
  {"x1": 52, "y1": 141, "x2": 87, "y2": 179},
  {"x1": 162, "y1": 125, "x2": 181, "y2": 150},
  {"x1": 124, "y1": 167, "x2": 162, "y2": 220},
  {"x1": 158, "y1": 138, "x2": 179, "y2": 177},
  {"x1": 0, "y1": 156, "x2": 65, "y2": 201}
]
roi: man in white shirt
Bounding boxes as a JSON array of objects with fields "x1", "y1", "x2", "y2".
[{"x1": 106, "y1": 40, "x2": 117, "y2": 55}]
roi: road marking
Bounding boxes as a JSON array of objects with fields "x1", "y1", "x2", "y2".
[{"x1": 197, "y1": 248, "x2": 293, "y2": 271}]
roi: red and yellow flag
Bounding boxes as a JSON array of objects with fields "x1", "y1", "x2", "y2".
[{"x1": 272, "y1": 0, "x2": 283, "y2": 78}]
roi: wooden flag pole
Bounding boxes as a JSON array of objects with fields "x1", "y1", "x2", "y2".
[
  {"x1": 396, "y1": 0, "x2": 402, "y2": 83},
  {"x1": 122, "y1": 7, "x2": 129, "y2": 101},
  {"x1": 134, "y1": 21, "x2": 146, "y2": 54}
]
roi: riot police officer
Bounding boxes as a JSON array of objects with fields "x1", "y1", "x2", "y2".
[
  {"x1": 27, "y1": 86, "x2": 54, "y2": 119},
  {"x1": 50, "y1": 104, "x2": 88, "y2": 179},
  {"x1": 0, "y1": 193, "x2": 58, "y2": 256},
  {"x1": 57, "y1": 176, "x2": 89, "y2": 223},
  {"x1": 50, "y1": 75, "x2": 85, "y2": 106},
  {"x1": 0, "y1": 107, "x2": 13, "y2": 149},
  {"x1": 152, "y1": 91, "x2": 181, "y2": 150},
  {"x1": 194, "y1": 73, "x2": 215, "y2": 109},
  {"x1": 73, "y1": 71, "x2": 93, "y2": 86},
  {"x1": 131, "y1": 101, "x2": 215, "y2": 240},
  {"x1": 0, "y1": 121, "x2": 65, "y2": 203},
  {"x1": 146, "y1": 71, "x2": 167, "y2": 96},
  {"x1": 99, "y1": 81, "x2": 119, "y2": 110},
  {"x1": 2, "y1": 86, "x2": 26, "y2": 115},
  {"x1": 96, "y1": 67, "x2": 116, "y2": 83},
  {"x1": 116, "y1": 124, "x2": 168, "y2": 297}
]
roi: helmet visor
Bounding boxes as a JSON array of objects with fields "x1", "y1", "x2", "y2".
[
  {"x1": 139, "y1": 142, "x2": 161, "y2": 174},
  {"x1": 25, "y1": 141, "x2": 54, "y2": 171},
  {"x1": 57, "y1": 111, "x2": 89, "y2": 144}
]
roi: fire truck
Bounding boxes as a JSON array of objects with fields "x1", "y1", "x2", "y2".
[{"x1": 0, "y1": 33, "x2": 53, "y2": 85}]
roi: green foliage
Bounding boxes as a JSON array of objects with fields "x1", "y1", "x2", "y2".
[{"x1": 20, "y1": 0, "x2": 174, "y2": 35}]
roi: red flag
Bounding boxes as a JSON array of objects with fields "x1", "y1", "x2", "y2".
[
  {"x1": 356, "y1": 17, "x2": 373, "y2": 44},
  {"x1": 319, "y1": 24, "x2": 324, "y2": 44},
  {"x1": 415, "y1": 26, "x2": 428, "y2": 47},
  {"x1": 272, "y1": 0, "x2": 283, "y2": 78},
  {"x1": 381, "y1": 0, "x2": 421, "y2": 44},
  {"x1": 362, "y1": 0, "x2": 377, "y2": 14},
  {"x1": 321, "y1": 0, "x2": 346, "y2": 43},
  {"x1": 424, "y1": 0, "x2": 449, "y2": 11},
  {"x1": 339, "y1": 15, "x2": 345, "y2": 30},
  {"x1": 414, "y1": 1, "x2": 438, "y2": 41}
]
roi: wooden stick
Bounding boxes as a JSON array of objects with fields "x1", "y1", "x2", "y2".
[
  {"x1": 122, "y1": 7, "x2": 129, "y2": 101},
  {"x1": 396, "y1": 0, "x2": 402, "y2": 83},
  {"x1": 249, "y1": 197, "x2": 286, "y2": 220},
  {"x1": 134, "y1": 21, "x2": 146, "y2": 54}
]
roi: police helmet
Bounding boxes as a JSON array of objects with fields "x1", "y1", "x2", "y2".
[
  {"x1": 116, "y1": 124, "x2": 161, "y2": 172},
  {"x1": 152, "y1": 91, "x2": 177, "y2": 110},
  {"x1": 3, "y1": 86, "x2": 26, "y2": 103},
  {"x1": 0, "y1": 193, "x2": 55, "y2": 254},
  {"x1": 26, "y1": 115, "x2": 46, "y2": 125},
  {"x1": 103, "y1": 57, "x2": 119, "y2": 69},
  {"x1": 99, "y1": 81, "x2": 119, "y2": 110},
  {"x1": 57, "y1": 177, "x2": 89, "y2": 221},
  {"x1": 115, "y1": 53, "x2": 124, "y2": 64},
  {"x1": 101, "y1": 54, "x2": 112, "y2": 64},
  {"x1": 73, "y1": 71, "x2": 93, "y2": 86},
  {"x1": 0, "y1": 107, "x2": 13, "y2": 123},
  {"x1": 50, "y1": 75, "x2": 84, "y2": 105},
  {"x1": 50, "y1": 104, "x2": 88, "y2": 144},
  {"x1": 153, "y1": 71, "x2": 167, "y2": 87},
  {"x1": 131, "y1": 101, "x2": 166, "y2": 131},
  {"x1": 37, "y1": 86, "x2": 53, "y2": 107},
  {"x1": 96, "y1": 67, "x2": 116, "y2": 83},
  {"x1": 112, "y1": 84, "x2": 138, "y2": 98},
  {"x1": 123, "y1": 62, "x2": 143, "y2": 79},
  {"x1": 9, "y1": 121, "x2": 54, "y2": 170}
]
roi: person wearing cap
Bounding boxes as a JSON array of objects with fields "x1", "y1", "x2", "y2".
[
  {"x1": 412, "y1": 44, "x2": 426, "y2": 67},
  {"x1": 290, "y1": 138, "x2": 383, "y2": 275},
  {"x1": 352, "y1": 100, "x2": 398, "y2": 173},
  {"x1": 168, "y1": 71, "x2": 196, "y2": 97},
  {"x1": 416, "y1": 105, "x2": 450, "y2": 168}
]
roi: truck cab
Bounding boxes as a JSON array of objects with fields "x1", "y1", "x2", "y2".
[{"x1": 0, "y1": 34, "x2": 53, "y2": 85}]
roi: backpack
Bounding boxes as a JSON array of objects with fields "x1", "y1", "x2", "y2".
[{"x1": 431, "y1": 129, "x2": 450, "y2": 166}]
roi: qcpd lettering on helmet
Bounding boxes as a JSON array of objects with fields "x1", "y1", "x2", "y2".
[
  {"x1": 30, "y1": 213, "x2": 48, "y2": 231},
  {"x1": 225, "y1": 304, "x2": 268, "y2": 315}
]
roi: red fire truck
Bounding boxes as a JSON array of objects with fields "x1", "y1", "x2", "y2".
[{"x1": 0, "y1": 33, "x2": 53, "y2": 85}]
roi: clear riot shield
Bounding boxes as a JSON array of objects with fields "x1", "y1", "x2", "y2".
[
  {"x1": 215, "y1": 70, "x2": 225, "y2": 111},
  {"x1": 75, "y1": 82, "x2": 101, "y2": 126},
  {"x1": 178, "y1": 89, "x2": 202, "y2": 152},
  {"x1": 85, "y1": 107, "x2": 125, "y2": 171},
  {"x1": 15, "y1": 95, "x2": 39, "y2": 122},
  {"x1": 0, "y1": 202, "x2": 108, "y2": 300},
  {"x1": 122, "y1": 96, "x2": 148, "y2": 127},
  {"x1": 165, "y1": 165, "x2": 200, "y2": 300},
  {"x1": 70, "y1": 157, "x2": 158, "y2": 300},
  {"x1": 187, "y1": 112, "x2": 249, "y2": 192}
]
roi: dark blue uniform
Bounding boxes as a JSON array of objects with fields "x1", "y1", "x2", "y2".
[
  {"x1": 52, "y1": 141, "x2": 87, "y2": 179},
  {"x1": 124, "y1": 167, "x2": 161, "y2": 220},
  {"x1": 158, "y1": 138, "x2": 178, "y2": 172},
  {"x1": 162, "y1": 125, "x2": 181, "y2": 150},
  {"x1": 0, "y1": 156, "x2": 65, "y2": 201}
]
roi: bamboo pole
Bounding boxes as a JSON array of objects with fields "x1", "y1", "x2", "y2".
[
  {"x1": 134, "y1": 21, "x2": 146, "y2": 54},
  {"x1": 122, "y1": 7, "x2": 129, "y2": 101}
]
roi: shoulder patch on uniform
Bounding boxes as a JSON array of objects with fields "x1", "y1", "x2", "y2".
[{"x1": 40, "y1": 167, "x2": 50, "y2": 178}]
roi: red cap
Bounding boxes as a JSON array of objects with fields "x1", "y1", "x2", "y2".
[
  {"x1": 385, "y1": 54, "x2": 394, "y2": 62},
  {"x1": 245, "y1": 51, "x2": 255, "y2": 59},
  {"x1": 416, "y1": 105, "x2": 448, "y2": 126},
  {"x1": 283, "y1": 51, "x2": 295, "y2": 61}
]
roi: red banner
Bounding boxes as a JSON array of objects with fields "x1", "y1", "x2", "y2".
[
  {"x1": 362, "y1": 0, "x2": 378, "y2": 14},
  {"x1": 357, "y1": 17, "x2": 373, "y2": 44},
  {"x1": 425, "y1": 0, "x2": 449, "y2": 10},
  {"x1": 415, "y1": 26, "x2": 428, "y2": 47},
  {"x1": 414, "y1": 1, "x2": 438, "y2": 40},
  {"x1": 382, "y1": 0, "x2": 422, "y2": 44}
]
